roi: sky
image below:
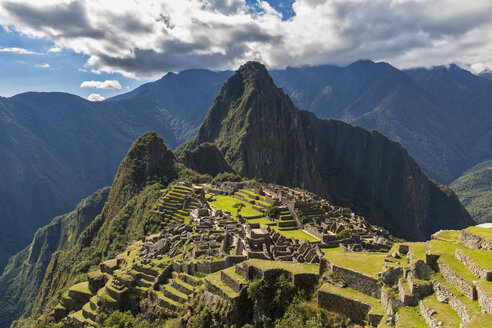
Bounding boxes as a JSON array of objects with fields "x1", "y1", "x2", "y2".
[{"x1": 1, "y1": 0, "x2": 492, "y2": 100}]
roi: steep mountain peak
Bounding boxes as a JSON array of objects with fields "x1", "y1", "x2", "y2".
[{"x1": 103, "y1": 131, "x2": 178, "y2": 220}]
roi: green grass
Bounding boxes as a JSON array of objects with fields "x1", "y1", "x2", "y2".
[
  {"x1": 395, "y1": 306, "x2": 427, "y2": 328},
  {"x1": 210, "y1": 195, "x2": 319, "y2": 242},
  {"x1": 464, "y1": 226, "x2": 492, "y2": 241},
  {"x1": 428, "y1": 240, "x2": 479, "y2": 283},
  {"x1": 321, "y1": 247, "x2": 343, "y2": 254},
  {"x1": 477, "y1": 280, "x2": 492, "y2": 299},
  {"x1": 433, "y1": 230, "x2": 461, "y2": 243},
  {"x1": 459, "y1": 248, "x2": 492, "y2": 271},
  {"x1": 319, "y1": 283, "x2": 383, "y2": 314},
  {"x1": 245, "y1": 259, "x2": 319, "y2": 275},
  {"x1": 324, "y1": 251, "x2": 386, "y2": 278},
  {"x1": 466, "y1": 313, "x2": 492, "y2": 327},
  {"x1": 431, "y1": 273, "x2": 481, "y2": 315},
  {"x1": 69, "y1": 281, "x2": 91, "y2": 295},
  {"x1": 421, "y1": 294, "x2": 461, "y2": 327},
  {"x1": 209, "y1": 195, "x2": 263, "y2": 217},
  {"x1": 408, "y1": 242, "x2": 426, "y2": 264},
  {"x1": 205, "y1": 272, "x2": 238, "y2": 298}
]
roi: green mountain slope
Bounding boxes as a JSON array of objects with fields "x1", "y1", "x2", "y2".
[
  {"x1": 6, "y1": 131, "x2": 204, "y2": 328},
  {"x1": 183, "y1": 61, "x2": 473, "y2": 241},
  {"x1": 451, "y1": 160, "x2": 492, "y2": 224},
  {"x1": 0, "y1": 187, "x2": 109, "y2": 327}
]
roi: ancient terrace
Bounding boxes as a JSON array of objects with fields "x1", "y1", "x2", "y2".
[{"x1": 48, "y1": 180, "x2": 492, "y2": 327}]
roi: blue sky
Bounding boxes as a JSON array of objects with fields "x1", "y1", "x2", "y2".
[{"x1": 1, "y1": 0, "x2": 491, "y2": 99}]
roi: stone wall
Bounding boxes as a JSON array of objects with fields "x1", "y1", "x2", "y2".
[
  {"x1": 317, "y1": 289, "x2": 371, "y2": 325},
  {"x1": 476, "y1": 282, "x2": 492, "y2": 313},
  {"x1": 419, "y1": 300, "x2": 440, "y2": 328},
  {"x1": 437, "y1": 261, "x2": 476, "y2": 300},
  {"x1": 330, "y1": 263, "x2": 381, "y2": 298},
  {"x1": 432, "y1": 279, "x2": 472, "y2": 324},
  {"x1": 455, "y1": 249, "x2": 492, "y2": 281},
  {"x1": 461, "y1": 230, "x2": 492, "y2": 250}
]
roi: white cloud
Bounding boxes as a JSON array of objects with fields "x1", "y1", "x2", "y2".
[
  {"x1": 35, "y1": 63, "x2": 50, "y2": 68},
  {"x1": 48, "y1": 46, "x2": 62, "y2": 53},
  {"x1": 80, "y1": 79, "x2": 122, "y2": 90},
  {"x1": 0, "y1": 47, "x2": 40, "y2": 55},
  {"x1": 87, "y1": 93, "x2": 105, "y2": 101},
  {"x1": 1, "y1": 0, "x2": 492, "y2": 76}
]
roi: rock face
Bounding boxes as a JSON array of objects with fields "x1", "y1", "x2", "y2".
[
  {"x1": 178, "y1": 142, "x2": 234, "y2": 177},
  {"x1": 185, "y1": 61, "x2": 473, "y2": 240}
]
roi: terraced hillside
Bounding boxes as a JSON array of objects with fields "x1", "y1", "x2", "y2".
[{"x1": 32, "y1": 180, "x2": 492, "y2": 328}]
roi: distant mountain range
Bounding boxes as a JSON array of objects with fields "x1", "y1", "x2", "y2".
[{"x1": 0, "y1": 60, "x2": 490, "y2": 271}]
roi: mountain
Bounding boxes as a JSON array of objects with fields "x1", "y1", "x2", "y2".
[
  {"x1": 2, "y1": 60, "x2": 490, "y2": 271},
  {"x1": 451, "y1": 160, "x2": 492, "y2": 223},
  {"x1": 5, "y1": 131, "x2": 205, "y2": 328},
  {"x1": 0, "y1": 187, "x2": 109, "y2": 327},
  {"x1": 0, "y1": 92, "x2": 181, "y2": 271},
  {"x1": 182, "y1": 61, "x2": 474, "y2": 240},
  {"x1": 110, "y1": 69, "x2": 233, "y2": 142}
]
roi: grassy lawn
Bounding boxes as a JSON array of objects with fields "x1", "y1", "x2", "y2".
[
  {"x1": 396, "y1": 306, "x2": 428, "y2": 328},
  {"x1": 324, "y1": 251, "x2": 386, "y2": 278},
  {"x1": 209, "y1": 195, "x2": 262, "y2": 218},
  {"x1": 321, "y1": 247, "x2": 343, "y2": 254},
  {"x1": 319, "y1": 283, "x2": 383, "y2": 314},
  {"x1": 465, "y1": 226, "x2": 492, "y2": 241},
  {"x1": 273, "y1": 227, "x2": 319, "y2": 242},
  {"x1": 205, "y1": 272, "x2": 238, "y2": 298},
  {"x1": 245, "y1": 259, "x2": 319, "y2": 274},
  {"x1": 421, "y1": 294, "x2": 461, "y2": 327}
]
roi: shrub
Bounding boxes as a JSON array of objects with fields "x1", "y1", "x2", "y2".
[
  {"x1": 212, "y1": 172, "x2": 242, "y2": 184},
  {"x1": 336, "y1": 229, "x2": 351, "y2": 239},
  {"x1": 266, "y1": 206, "x2": 280, "y2": 219}
]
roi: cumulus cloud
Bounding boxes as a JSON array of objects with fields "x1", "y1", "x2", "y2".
[
  {"x1": 87, "y1": 93, "x2": 105, "y2": 101},
  {"x1": 1, "y1": 0, "x2": 492, "y2": 76},
  {"x1": 35, "y1": 63, "x2": 50, "y2": 68},
  {"x1": 80, "y1": 79, "x2": 122, "y2": 89},
  {"x1": 0, "y1": 47, "x2": 40, "y2": 54}
]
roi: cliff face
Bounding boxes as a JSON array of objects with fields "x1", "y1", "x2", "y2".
[
  {"x1": 0, "y1": 187, "x2": 109, "y2": 328},
  {"x1": 187, "y1": 62, "x2": 473, "y2": 240},
  {"x1": 178, "y1": 142, "x2": 234, "y2": 177}
]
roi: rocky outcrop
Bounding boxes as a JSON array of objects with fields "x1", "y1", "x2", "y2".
[{"x1": 183, "y1": 61, "x2": 473, "y2": 240}]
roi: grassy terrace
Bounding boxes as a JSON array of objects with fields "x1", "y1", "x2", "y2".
[
  {"x1": 205, "y1": 271, "x2": 238, "y2": 298},
  {"x1": 408, "y1": 242, "x2": 426, "y2": 264},
  {"x1": 433, "y1": 230, "x2": 461, "y2": 243},
  {"x1": 396, "y1": 306, "x2": 427, "y2": 328},
  {"x1": 319, "y1": 283, "x2": 383, "y2": 315},
  {"x1": 459, "y1": 247, "x2": 492, "y2": 271},
  {"x1": 464, "y1": 227, "x2": 492, "y2": 241},
  {"x1": 70, "y1": 281, "x2": 91, "y2": 294},
  {"x1": 428, "y1": 239, "x2": 479, "y2": 283},
  {"x1": 324, "y1": 251, "x2": 385, "y2": 278},
  {"x1": 208, "y1": 194, "x2": 319, "y2": 242},
  {"x1": 421, "y1": 294, "x2": 461, "y2": 328},
  {"x1": 431, "y1": 272, "x2": 481, "y2": 316},
  {"x1": 466, "y1": 313, "x2": 492, "y2": 327},
  {"x1": 209, "y1": 195, "x2": 262, "y2": 217},
  {"x1": 245, "y1": 259, "x2": 319, "y2": 275},
  {"x1": 477, "y1": 280, "x2": 492, "y2": 299}
]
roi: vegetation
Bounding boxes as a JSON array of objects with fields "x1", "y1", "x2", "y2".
[
  {"x1": 450, "y1": 160, "x2": 492, "y2": 223},
  {"x1": 323, "y1": 251, "x2": 386, "y2": 278},
  {"x1": 336, "y1": 229, "x2": 351, "y2": 239},
  {"x1": 103, "y1": 310, "x2": 172, "y2": 328},
  {"x1": 211, "y1": 172, "x2": 242, "y2": 184},
  {"x1": 266, "y1": 206, "x2": 281, "y2": 219}
]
